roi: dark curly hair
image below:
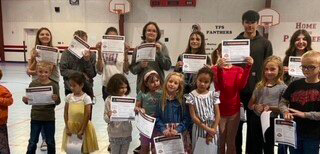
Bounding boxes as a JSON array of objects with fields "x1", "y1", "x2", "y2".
[{"x1": 107, "y1": 74, "x2": 131, "y2": 96}]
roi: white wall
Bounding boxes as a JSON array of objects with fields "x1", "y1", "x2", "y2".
[{"x1": 3, "y1": 0, "x2": 320, "y2": 63}]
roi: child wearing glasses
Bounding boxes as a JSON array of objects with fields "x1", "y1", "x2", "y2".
[{"x1": 279, "y1": 50, "x2": 320, "y2": 154}]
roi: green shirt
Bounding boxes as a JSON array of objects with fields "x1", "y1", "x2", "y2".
[
  {"x1": 137, "y1": 90, "x2": 162, "y2": 117},
  {"x1": 29, "y1": 80, "x2": 60, "y2": 121}
]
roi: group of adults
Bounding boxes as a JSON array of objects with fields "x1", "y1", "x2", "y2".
[{"x1": 26, "y1": 9, "x2": 311, "y2": 154}]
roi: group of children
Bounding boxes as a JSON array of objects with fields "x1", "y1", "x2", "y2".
[{"x1": 0, "y1": 10, "x2": 319, "y2": 154}]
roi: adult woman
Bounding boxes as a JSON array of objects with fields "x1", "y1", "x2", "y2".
[{"x1": 130, "y1": 21, "x2": 171, "y2": 94}]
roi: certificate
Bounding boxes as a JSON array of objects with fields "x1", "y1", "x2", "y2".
[
  {"x1": 101, "y1": 35, "x2": 125, "y2": 53},
  {"x1": 260, "y1": 111, "x2": 271, "y2": 142},
  {"x1": 288, "y1": 56, "x2": 305, "y2": 78},
  {"x1": 68, "y1": 35, "x2": 90, "y2": 59},
  {"x1": 26, "y1": 86, "x2": 54, "y2": 105},
  {"x1": 136, "y1": 43, "x2": 156, "y2": 62},
  {"x1": 136, "y1": 112, "x2": 156, "y2": 138},
  {"x1": 110, "y1": 96, "x2": 136, "y2": 121},
  {"x1": 182, "y1": 54, "x2": 207, "y2": 73},
  {"x1": 154, "y1": 134, "x2": 185, "y2": 154},
  {"x1": 35, "y1": 45, "x2": 59, "y2": 64},
  {"x1": 66, "y1": 134, "x2": 83, "y2": 154},
  {"x1": 274, "y1": 118, "x2": 297, "y2": 148},
  {"x1": 222, "y1": 39, "x2": 250, "y2": 63},
  {"x1": 194, "y1": 137, "x2": 218, "y2": 154}
]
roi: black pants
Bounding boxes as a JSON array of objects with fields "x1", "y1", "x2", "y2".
[
  {"x1": 102, "y1": 86, "x2": 110, "y2": 101},
  {"x1": 250, "y1": 114, "x2": 275, "y2": 154}
]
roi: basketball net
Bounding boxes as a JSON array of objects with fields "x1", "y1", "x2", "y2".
[{"x1": 262, "y1": 22, "x2": 272, "y2": 34}]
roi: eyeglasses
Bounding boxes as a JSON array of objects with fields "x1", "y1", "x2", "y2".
[{"x1": 299, "y1": 65, "x2": 319, "y2": 71}]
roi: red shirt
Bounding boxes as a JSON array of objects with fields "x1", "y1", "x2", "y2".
[
  {"x1": 212, "y1": 65, "x2": 251, "y2": 116},
  {"x1": 0, "y1": 85, "x2": 13, "y2": 125}
]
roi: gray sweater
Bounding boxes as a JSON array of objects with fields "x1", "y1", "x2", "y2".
[
  {"x1": 59, "y1": 50, "x2": 96, "y2": 91},
  {"x1": 129, "y1": 42, "x2": 171, "y2": 93}
]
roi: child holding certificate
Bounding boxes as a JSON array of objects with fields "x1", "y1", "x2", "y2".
[
  {"x1": 96, "y1": 27, "x2": 130, "y2": 100},
  {"x1": 174, "y1": 31, "x2": 212, "y2": 94},
  {"x1": 61, "y1": 72, "x2": 99, "y2": 153},
  {"x1": 104, "y1": 74, "x2": 132, "y2": 154},
  {"x1": 22, "y1": 62, "x2": 60, "y2": 154},
  {"x1": 155, "y1": 72, "x2": 192, "y2": 153},
  {"x1": 248, "y1": 56, "x2": 287, "y2": 154},
  {"x1": 279, "y1": 51, "x2": 320, "y2": 154},
  {"x1": 211, "y1": 50, "x2": 253, "y2": 154},
  {"x1": 135, "y1": 70, "x2": 162, "y2": 154},
  {"x1": 0, "y1": 69, "x2": 13, "y2": 154},
  {"x1": 283, "y1": 29, "x2": 312, "y2": 85},
  {"x1": 185, "y1": 67, "x2": 220, "y2": 153}
]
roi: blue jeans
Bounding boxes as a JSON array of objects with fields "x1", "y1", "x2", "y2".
[
  {"x1": 26, "y1": 120, "x2": 55, "y2": 154},
  {"x1": 289, "y1": 136, "x2": 320, "y2": 154}
]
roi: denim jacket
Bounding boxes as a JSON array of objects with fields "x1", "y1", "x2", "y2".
[{"x1": 155, "y1": 98, "x2": 191, "y2": 133}]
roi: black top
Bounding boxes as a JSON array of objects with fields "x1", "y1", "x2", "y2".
[{"x1": 283, "y1": 79, "x2": 320, "y2": 139}]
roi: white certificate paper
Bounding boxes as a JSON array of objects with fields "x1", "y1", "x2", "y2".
[
  {"x1": 154, "y1": 134, "x2": 185, "y2": 154},
  {"x1": 136, "y1": 112, "x2": 156, "y2": 138},
  {"x1": 101, "y1": 35, "x2": 125, "y2": 53},
  {"x1": 194, "y1": 137, "x2": 218, "y2": 154},
  {"x1": 36, "y1": 45, "x2": 59, "y2": 64},
  {"x1": 182, "y1": 54, "x2": 207, "y2": 73},
  {"x1": 136, "y1": 43, "x2": 156, "y2": 62},
  {"x1": 68, "y1": 35, "x2": 90, "y2": 59},
  {"x1": 66, "y1": 134, "x2": 83, "y2": 154},
  {"x1": 288, "y1": 56, "x2": 305, "y2": 78},
  {"x1": 274, "y1": 118, "x2": 297, "y2": 148},
  {"x1": 260, "y1": 111, "x2": 271, "y2": 142},
  {"x1": 110, "y1": 96, "x2": 136, "y2": 121},
  {"x1": 222, "y1": 39, "x2": 250, "y2": 63},
  {"x1": 26, "y1": 86, "x2": 54, "y2": 105}
]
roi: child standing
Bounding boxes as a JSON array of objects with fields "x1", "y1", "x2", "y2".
[
  {"x1": 61, "y1": 72, "x2": 99, "y2": 153},
  {"x1": 185, "y1": 67, "x2": 220, "y2": 152},
  {"x1": 104, "y1": 74, "x2": 132, "y2": 154},
  {"x1": 135, "y1": 70, "x2": 162, "y2": 154},
  {"x1": 0, "y1": 69, "x2": 13, "y2": 154},
  {"x1": 248, "y1": 56, "x2": 287, "y2": 154},
  {"x1": 22, "y1": 62, "x2": 60, "y2": 154},
  {"x1": 155, "y1": 72, "x2": 192, "y2": 153},
  {"x1": 212, "y1": 54, "x2": 253, "y2": 154},
  {"x1": 279, "y1": 50, "x2": 320, "y2": 154}
]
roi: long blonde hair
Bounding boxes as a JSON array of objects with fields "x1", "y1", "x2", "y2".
[
  {"x1": 256, "y1": 56, "x2": 284, "y2": 90},
  {"x1": 162, "y1": 72, "x2": 184, "y2": 111}
]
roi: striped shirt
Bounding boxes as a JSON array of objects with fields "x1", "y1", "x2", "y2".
[{"x1": 185, "y1": 90, "x2": 220, "y2": 138}]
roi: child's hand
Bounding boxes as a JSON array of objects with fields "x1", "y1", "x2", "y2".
[
  {"x1": 254, "y1": 104, "x2": 264, "y2": 113},
  {"x1": 283, "y1": 66, "x2": 289, "y2": 73},
  {"x1": 176, "y1": 61, "x2": 183, "y2": 68},
  {"x1": 82, "y1": 50, "x2": 91, "y2": 61},
  {"x1": 77, "y1": 131, "x2": 84, "y2": 140},
  {"x1": 107, "y1": 111, "x2": 112, "y2": 118},
  {"x1": 289, "y1": 108, "x2": 306, "y2": 118},
  {"x1": 66, "y1": 128, "x2": 72, "y2": 136},
  {"x1": 95, "y1": 42, "x2": 102, "y2": 53},
  {"x1": 284, "y1": 111, "x2": 294, "y2": 121},
  {"x1": 163, "y1": 129, "x2": 171, "y2": 137},
  {"x1": 217, "y1": 58, "x2": 226, "y2": 68},
  {"x1": 52, "y1": 94, "x2": 59, "y2": 102},
  {"x1": 170, "y1": 129, "x2": 178, "y2": 136},
  {"x1": 206, "y1": 134, "x2": 213, "y2": 145},
  {"x1": 31, "y1": 51, "x2": 39, "y2": 60},
  {"x1": 155, "y1": 43, "x2": 162, "y2": 52},
  {"x1": 22, "y1": 96, "x2": 30, "y2": 104},
  {"x1": 245, "y1": 56, "x2": 254, "y2": 65},
  {"x1": 207, "y1": 128, "x2": 217, "y2": 136}
]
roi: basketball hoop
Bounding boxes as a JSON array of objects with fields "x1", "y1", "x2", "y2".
[
  {"x1": 109, "y1": 0, "x2": 131, "y2": 15},
  {"x1": 258, "y1": 8, "x2": 280, "y2": 34}
]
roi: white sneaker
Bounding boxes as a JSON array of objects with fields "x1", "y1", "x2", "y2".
[{"x1": 40, "y1": 141, "x2": 47, "y2": 151}]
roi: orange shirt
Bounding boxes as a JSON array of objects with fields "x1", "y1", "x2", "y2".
[{"x1": 0, "y1": 85, "x2": 13, "y2": 125}]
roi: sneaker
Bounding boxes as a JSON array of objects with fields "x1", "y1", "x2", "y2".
[
  {"x1": 40, "y1": 141, "x2": 47, "y2": 151},
  {"x1": 107, "y1": 144, "x2": 111, "y2": 151}
]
